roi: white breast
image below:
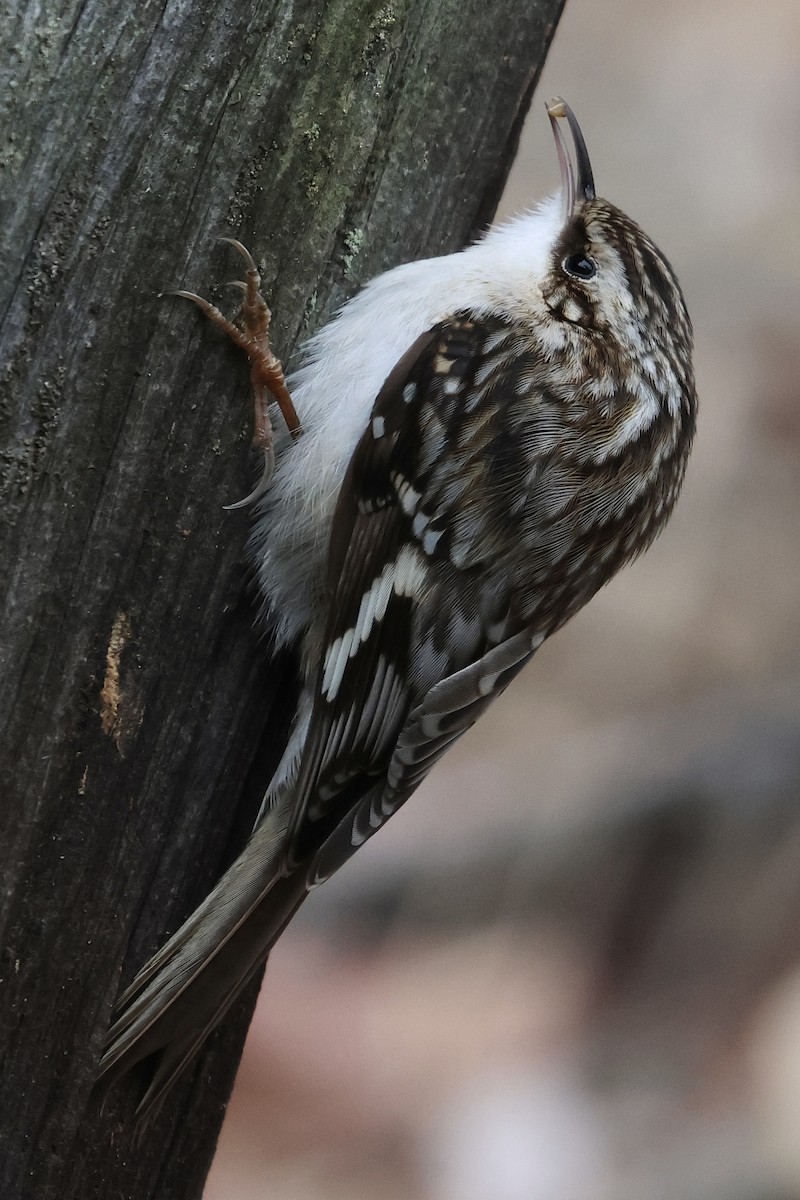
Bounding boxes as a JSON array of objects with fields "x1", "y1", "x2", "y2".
[{"x1": 247, "y1": 195, "x2": 563, "y2": 660}]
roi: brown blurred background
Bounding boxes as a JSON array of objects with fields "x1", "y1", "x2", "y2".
[{"x1": 207, "y1": 2, "x2": 800, "y2": 1197}]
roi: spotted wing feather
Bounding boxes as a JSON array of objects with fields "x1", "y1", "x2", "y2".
[{"x1": 284, "y1": 316, "x2": 543, "y2": 880}]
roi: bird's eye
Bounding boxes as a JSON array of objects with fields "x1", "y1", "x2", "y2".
[{"x1": 562, "y1": 254, "x2": 597, "y2": 280}]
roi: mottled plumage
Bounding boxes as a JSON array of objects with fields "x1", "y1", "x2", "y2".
[{"x1": 99, "y1": 100, "x2": 696, "y2": 1119}]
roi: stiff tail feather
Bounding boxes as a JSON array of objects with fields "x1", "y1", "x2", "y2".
[{"x1": 98, "y1": 805, "x2": 307, "y2": 1118}]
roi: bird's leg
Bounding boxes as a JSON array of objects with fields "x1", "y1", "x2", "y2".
[{"x1": 173, "y1": 238, "x2": 303, "y2": 510}]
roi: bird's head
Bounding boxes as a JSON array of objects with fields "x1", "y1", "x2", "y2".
[{"x1": 537, "y1": 99, "x2": 694, "y2": 413}]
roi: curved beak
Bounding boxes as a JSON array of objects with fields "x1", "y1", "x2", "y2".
[{"x1": 546, "y1": 98, "x2": 596, "y2": 217}]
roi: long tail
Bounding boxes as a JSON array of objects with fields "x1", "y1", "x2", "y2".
[{"x1": 98, "y1": 804, "x2": 307, "y2": 1119}]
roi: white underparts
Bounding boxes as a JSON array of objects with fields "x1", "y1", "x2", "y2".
[{"x1": 249, "y1": 195, "x2": 565, "y2": 658}]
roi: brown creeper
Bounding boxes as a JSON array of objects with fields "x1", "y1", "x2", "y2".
[{"x1": 99, "y1": 99, "x2": 696, "y2": 1117}]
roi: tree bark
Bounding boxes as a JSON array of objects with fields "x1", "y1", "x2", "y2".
[{"x1": 0, "y1": 0, "x2": 565, "y2": 1195}]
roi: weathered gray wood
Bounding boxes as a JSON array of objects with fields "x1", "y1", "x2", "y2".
[{"x1": 0, "y1": 0, "x2": 565, "y2": 1194}]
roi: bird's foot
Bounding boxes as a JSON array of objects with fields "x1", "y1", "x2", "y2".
[{"x1": 173, "y1": 238, "x2": 303, "y2": 509}]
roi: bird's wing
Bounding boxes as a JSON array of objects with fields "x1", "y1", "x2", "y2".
[{"x1": 283, "y1": 314, "x2": 544, "y2": 877}]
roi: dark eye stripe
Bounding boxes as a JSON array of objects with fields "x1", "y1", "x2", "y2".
[{"x1": 639, "y1": 244, "x2": 681, "y2": 313}]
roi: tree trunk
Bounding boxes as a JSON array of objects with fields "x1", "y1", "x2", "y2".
[{"x1": 0, "y1": 0, "x2": 565, "y2": 1194}]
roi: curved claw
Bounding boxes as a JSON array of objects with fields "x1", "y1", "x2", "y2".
[
  {"x1": 222, "y1": 447, "x2": 275, "y2": 511},
  {"x1": 171, "y1": 288, "x2": 211, "y2": 306},
  {"x1": 218, "y1": 237, "x2": 259, "y2": 276}
]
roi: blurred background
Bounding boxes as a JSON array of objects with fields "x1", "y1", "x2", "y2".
[{"x1": 206, "y1": 1, "x2": 800, "y2": 1197}]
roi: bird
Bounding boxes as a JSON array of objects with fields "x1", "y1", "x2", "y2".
[{"x1": 98, "y1": 98, "x2": 697, "y2": 1118}]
